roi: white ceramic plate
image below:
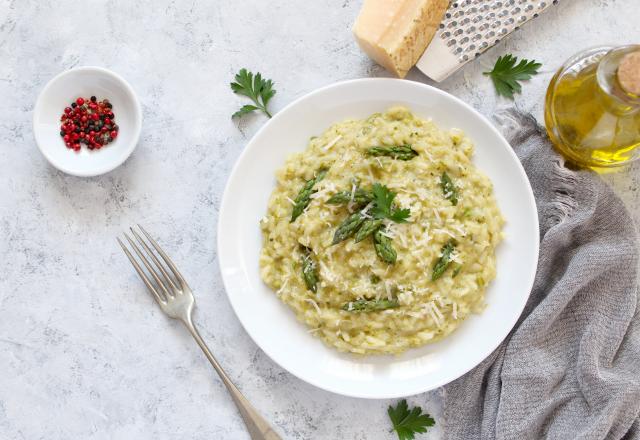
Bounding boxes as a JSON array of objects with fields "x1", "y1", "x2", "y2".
[
  {"x1": 33, "y1": 66, "x2": 142, "y2": 177},
  {"x1": 218, "y1": 78, "x2": 539, "y2": 399}
]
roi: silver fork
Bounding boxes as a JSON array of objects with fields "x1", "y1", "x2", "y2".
[{"x1": 117, "y1": 225, "x2": 281, "y2": 440}]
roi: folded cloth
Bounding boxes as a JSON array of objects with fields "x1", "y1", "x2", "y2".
[{"x1": 442, "y1": 109, "x2": 640, "y2": 440}]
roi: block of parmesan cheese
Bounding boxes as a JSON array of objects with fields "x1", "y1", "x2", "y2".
[{"x1": 353, "y1": 0, "x2": 449, "y2": 78}]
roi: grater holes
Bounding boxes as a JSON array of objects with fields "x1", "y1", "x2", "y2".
[{"x1": 437, "y1": 0, "x2": 559, "y2": 65}]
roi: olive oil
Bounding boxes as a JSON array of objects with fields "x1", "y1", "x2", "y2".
[{"x1": 545, "y1": 45, "x2": 640, "y2": 168}]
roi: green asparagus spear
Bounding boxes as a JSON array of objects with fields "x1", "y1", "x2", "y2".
[
  {"x1": 354, "y1": 219, "x2": 383, "y2": 243},
  {"x1": 432, "y1": 239, "x2": 457, "y2": 281},
  {"x1": 440, "y1": 172, "x2": 459, "y2": 206},
  {"x1": 327, "y1": 188, "x2": 374, "y2": 205},
  {"x1": 300, "y1": 246, "x2": 319, "y2": 293},
  {"x1": 373, "y1": 229, "x2": 397, "y2": 264},
  {"x1": 342, "y1": 297, "x2": 399, "y2": 312},
  {"x1": 290, "y1": 168, "x2": 328, "y2": 222},
  {"x1": 367, "y1": 145, "x2": 418, "y2": 161},
  {"x1": 332, "y1": 212, "x2": 366, "y2": 245}
]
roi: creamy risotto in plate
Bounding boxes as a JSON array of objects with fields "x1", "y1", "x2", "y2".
[{"x1": 259, "y1": 107, "x2": 504, "y2": 355}]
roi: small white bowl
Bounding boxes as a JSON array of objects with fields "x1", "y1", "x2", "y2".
[{"x1": 33, "y1": 66, "x2": 142, "y2": 177}]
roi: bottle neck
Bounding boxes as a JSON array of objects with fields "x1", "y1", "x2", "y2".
[{"x1": 597, "y1": 45, "x2": 640, "y2": 114}]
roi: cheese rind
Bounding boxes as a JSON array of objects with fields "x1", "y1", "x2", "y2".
[{"x1": 353, "y1": 0, "x2": 449, "y2": 78}]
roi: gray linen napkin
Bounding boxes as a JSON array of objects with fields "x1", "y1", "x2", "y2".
[{"x1": 442, "y1": 109, "x2": 640, "y2": 440}]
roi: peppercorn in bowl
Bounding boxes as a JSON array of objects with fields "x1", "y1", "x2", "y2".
[{"x1": 33, "y1": 66, "x2": 142, "y2": 177}]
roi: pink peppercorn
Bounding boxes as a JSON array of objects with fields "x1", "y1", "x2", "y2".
[{"x1": 59, "y1": 96, "x2": 118, "y2": 152}]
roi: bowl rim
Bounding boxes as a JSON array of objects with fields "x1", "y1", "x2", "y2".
[
  {"x1": 217, "y1": 77, "x2": 540, "y2": 398},
  {"x1": 32, "y1": 65, "x2": 142, "y2": 177}
]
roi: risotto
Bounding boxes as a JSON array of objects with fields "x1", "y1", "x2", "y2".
[{"x1": 259, "y1": 107, "x2": 504, "y2": 355}]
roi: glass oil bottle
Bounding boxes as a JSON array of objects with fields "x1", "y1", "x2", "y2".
[{"x1": 545, "y1": 45, "x2": 640, "y2": 168}]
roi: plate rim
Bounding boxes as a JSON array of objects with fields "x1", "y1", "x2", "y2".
[{"x1": 218, "y1": 77, "x2": 540, "y2": 398}]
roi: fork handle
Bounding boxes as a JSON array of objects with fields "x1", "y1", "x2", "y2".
[{"x1": 182, "y1": 318, "x2": 282, "y2": 440}]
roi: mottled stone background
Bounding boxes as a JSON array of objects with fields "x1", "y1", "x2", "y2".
[{"x1": 0, "y1": 1, "x2": 637, "y2": 439}]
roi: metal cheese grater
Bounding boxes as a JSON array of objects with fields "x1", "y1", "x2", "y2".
[{"x1": 416, "y1": 0, "x2": 560, "y2": 81}]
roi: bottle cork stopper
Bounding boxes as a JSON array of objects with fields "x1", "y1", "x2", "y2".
[{"x1": 618, "y1": 51, "x2": 640, "y2": 96}]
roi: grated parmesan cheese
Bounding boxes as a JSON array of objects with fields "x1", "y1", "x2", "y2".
[
  {"x1": 396, "y1": 228, "x2": 408, "y2": 247},
  {"x1": 305, "y1": 298, "x2": 322, "y2": 315},
  {"x1": 319, "y1": 261, "x2": 336, "y2": 282},
  {"x1": 426, "y1": 302, "x2": 443, "y2": 327},
  {"x1": 450, "y1": 223, "x2": 467, "y2": 237},
  {"x1": 322, "y1": 135, "x2": 342, "y2": 151},
  {"x1": 432, "y1": 228, "x2": 457, "y2": 239},
  {"x1": 450, "y1": 250, "x2": 463, "y2": 264},
  {"x1": 433, "y1": 207, "x2": 442, "y2": 223},
  {"x1": 367, "y1": 165, "x2": 375, "y2": 182},
  {"x1": 384, "y1": 281, "x2": 392, "y2": 301},
  {"x1": 431, "y1": 301, "x2": 444, "y2": 322},
  {"x1": 276, "y1": 277, "x2": 289, "y2": 295}
]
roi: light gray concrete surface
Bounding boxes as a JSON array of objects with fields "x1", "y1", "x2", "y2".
[{"x1": 0, "y1": 1, "x2": 637, "y2": 439}]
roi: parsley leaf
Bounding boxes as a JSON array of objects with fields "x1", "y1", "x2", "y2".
[
  {"x1": 483, "y1": 54, "x2": 542, "y2": 99},
  {"x1": 371, "y1": 183, "x2": 410, "y2": 223},
  {"x1": 388, "y1": 400, "x2": 435, "y2": 440},
  {"x1": 388, "y1": 208, "x2": 411, "y2": 223},
  {"x1": 232, "y1": 104, "x2": 259, "y2": 119},
  {"x1": 230, "y1": 68, "x2": 276, "y2": 118}
]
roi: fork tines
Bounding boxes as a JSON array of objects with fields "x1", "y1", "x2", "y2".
[{"x1": 117, "y1": 225, "x2": 187, "y2": 304}]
